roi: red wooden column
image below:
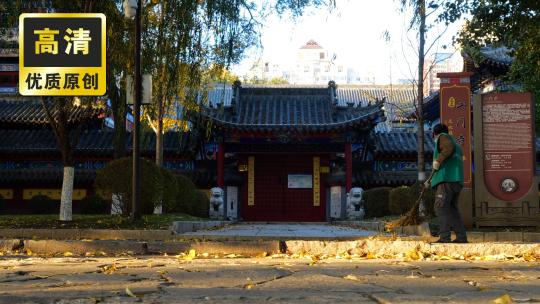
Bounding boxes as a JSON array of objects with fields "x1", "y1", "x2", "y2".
[
  {"x1": 217, "y1": 143, "x2": 224, "y2": 188},
  {"x1": 345, "y1": 143, "x2": 352, "y2": 192}
]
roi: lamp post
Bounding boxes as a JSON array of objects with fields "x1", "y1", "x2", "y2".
[{"x1": 124, "y1": 0, "x2": 142, "y2": 220}]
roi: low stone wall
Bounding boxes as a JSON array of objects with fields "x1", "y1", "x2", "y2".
[
  {"x1": 334, "y1": 220, "x2": 540, "y2": 243},
  {"x1": 0, "y1": 221, "x2": 230, "y2": 241}
]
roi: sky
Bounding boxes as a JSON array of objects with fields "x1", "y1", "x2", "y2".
[{"x1": 231, "y1": 0, "x2": 466, "y2": 84}]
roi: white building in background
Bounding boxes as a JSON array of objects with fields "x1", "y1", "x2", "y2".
[
  {"x1": 243, "y1": 39, "x2": 373, "y2": 85},
  {"x1": 423, "y1": 52, "x2": 463, "y2": 95}
]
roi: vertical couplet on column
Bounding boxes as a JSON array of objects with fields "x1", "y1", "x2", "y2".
[
  {"x1": 345, "y1": 143, "x2": 352, "y2": 192},
  {"x1": 313, "y1": 156, "x2": 320, "y2": 206},
  {"x1": 247, "y1": 156, "x2": 255, "y2": 206}
]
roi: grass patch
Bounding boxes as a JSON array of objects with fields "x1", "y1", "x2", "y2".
[{"x1": 0, "y1": 214, "x2": 203, "y2": 230}]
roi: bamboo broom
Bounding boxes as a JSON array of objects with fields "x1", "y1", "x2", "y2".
[{"x1": 385, "y1": 171, "x2": 435, "y2": 230}]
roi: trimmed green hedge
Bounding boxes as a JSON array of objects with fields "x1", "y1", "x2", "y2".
[
  {"x1": 165, "y1": 174, "x2": 196, "y2": 214},
  {"x1": 389, "y1": 186, "x2": 413, "y2": 215},
  {"x1": 78, "y1": 195, "x2": 109, "y2": 214},
  {"x1": 95, "y1": 157, "x2": 163, "y2": 215},
  {"x1": 409, "y1": 182, "x2": 436, "y2": 217},
  {"x1": 388, "y1": 183, "x2": 436, "y2": 216},
  {"x1": 363, "y1": 187, "x2": 392, "y2": 218},
  {"x1": 191, "y1": 189, "x2": 210, "y2": 218},
  {"x1": 160, "y1": 168, "x2": 179, "y2": 213}
]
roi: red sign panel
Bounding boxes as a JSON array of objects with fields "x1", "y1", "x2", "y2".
[
  {"x1": 439, "y1": 74, "x2": 473, "y2": 188},
  {"x1": 482, "y1": 92, "x2": 535, "y2": 201}
]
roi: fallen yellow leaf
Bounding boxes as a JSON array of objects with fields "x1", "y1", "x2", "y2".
[
  {"x1": 125, "y1": 287, "x2": 138, "y2": 298},
  {"x1": 344, "y1": 274, "x2": 362, "y2": 281},
  {"x1": 493, "y1": 294, "x2": 513, "y2": 304},
  {"x1": 256, "y1": 252, "x2": 268, "y2": 258},
  {"x1": 63, "y1": 251, "x2": 73, "y2": 257},
  {"x1": 182, "y1": 249, "x2": 196, "y2": 261}
]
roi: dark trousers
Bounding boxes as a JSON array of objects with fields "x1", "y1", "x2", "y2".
[{"x1": 434, "y1": 182, "x2": 467, "y2": 241}]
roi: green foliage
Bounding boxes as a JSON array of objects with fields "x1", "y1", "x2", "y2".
[
  {"x1": 191, "y1": 190, "x2": 210, "y2": 218},
  {"x1": 363, "y1": 187, "x2": 392, "y2": 218},
  {"x1": 162, "y1": 174, "x2": 208, "y2": 218},
  {"x1": 440, "y1": 0, "x2": 540, "y2": 129},
  {"x1": 77, "y1": 195, "x2": 109, "y2": 214},
  {"x1": 409, "y1": 182, "x2": 436, "y2": 217},
  {"x1": 165, "y1": 174, "x2": 197, "y2": 213},
  {"x1": 388, "y1": 183, "x2": 436, "y2": 216},
  {"x1": 389, "y1": 186, "x2": 414, "y2": 215},
  {"x1": 160, "y1": 168, "x2": 179, "y2": 213},
  {"x1": 28, "y1": 195, "x2": 59, "y2": 214},
  {"x1": 95, "y1": 157, "x2": 163, "y2": 215},
  {"x1": 139, "y1": 0, "x2": 332, "y2": 132}
]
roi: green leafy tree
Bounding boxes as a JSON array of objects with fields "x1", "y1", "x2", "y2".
[
  {"x1": 4, "y1": 0, "x2": 335, "y2": 219},
  {"x1": 399, "y1": 0, "x2": 428, "y2": 182},
  {"x1": 440, "y1": 0, "x2": 540, "y2": 129},
  {"x1": 137, "y1": 0, "x2": 334, "y2": 213},
  {"x1": 140, "y1": 0, "x2": 334, "y2": 171},
  {"x1": 398, "y1": 0, "x2": 458, "y2": 182},
  {"x1": 3, "y1": 1, "x2": 110, "y2": 221}
]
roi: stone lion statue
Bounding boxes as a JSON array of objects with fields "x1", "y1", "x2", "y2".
[
  {"x1": 346, "y1": 187, "x2": 365, "y2": 220},
  {"x1": 209, "y1": 187, "x2": 224, "y2": 219}
]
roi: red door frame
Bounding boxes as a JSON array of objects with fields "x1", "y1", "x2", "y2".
[{"x1": 240, "y1": 154, "x2": 328, "y2": 222}]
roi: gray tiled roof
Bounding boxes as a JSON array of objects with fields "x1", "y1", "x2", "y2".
[
  {"x1": 372, "y1": 131, "x2": 435, "y2": 158},
  {"x1": 355, "y1": 171, "x2": 418, "y2": 186},
  {"x1": 481, "y1": 46, "x2": 513, "y2": 67},
  {"x1": 0, "y1": 100, "x2": 99, "y2": 125},
  {"x1": 0, "y1": 129, "x2": 193, "y2": 156},
  {"x1": 202, "y1": 86, "x2": 386, "y2": 132},
  {"x1": 206, "y1": 84, "x2": 416, "y2": 109}
]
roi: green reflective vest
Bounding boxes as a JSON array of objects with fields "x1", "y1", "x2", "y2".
[{"x1": 431, "y1": 133, "x2": 464, "y2": 188}]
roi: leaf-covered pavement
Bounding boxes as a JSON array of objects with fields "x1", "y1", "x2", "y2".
[{"x1": 0, "y1": 255, "x2": 539, "y2": 303}]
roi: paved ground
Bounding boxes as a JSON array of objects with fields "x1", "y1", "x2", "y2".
[
  {"x1": 181, "y1": 223, "x2": 379, "y2": 239},
  {"x1": 0, "y1": 256, "x2": 538, "y2": 303}
]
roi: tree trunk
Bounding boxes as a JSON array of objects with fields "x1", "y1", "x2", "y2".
[
  {"x1": 156, "y1": 96, "x2": 164, "y2": 167},
  {"x1": 40, "y1": 97, "x2": 77, "y2": 221},
  {"x1": 59, "y1": 166, "x2": 74, "y2": 221},
  {"x1": 154, "y1": 2, "x2": 167, "y2": 215},
  {"x1": 154, "y1": 96, "x2": 164, "y2": 215},
  {"x1": 416, "y1": 0, "x2": 426, "y2": 182},
  {"x1": 111, "y1": 81, "x2": 127, "y2": 159}
]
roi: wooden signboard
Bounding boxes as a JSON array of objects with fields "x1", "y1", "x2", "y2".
[
  {"x1": 473, "y1": 92, "x2": 539, "y2": 227},
  {"x1": 438, "y1": 72, "x2": 473, "y2": 188},
  {"x1": 438, "y1": 72, "x2": 474, "y2": 227}
]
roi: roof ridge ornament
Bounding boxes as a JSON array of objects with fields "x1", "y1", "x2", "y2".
[
  {"x1": 232, "y1": 80, "x2": 241, "y2": 115},
  {"x1": 328, "y1": 80, "x2": 338, "y2": 107}
]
